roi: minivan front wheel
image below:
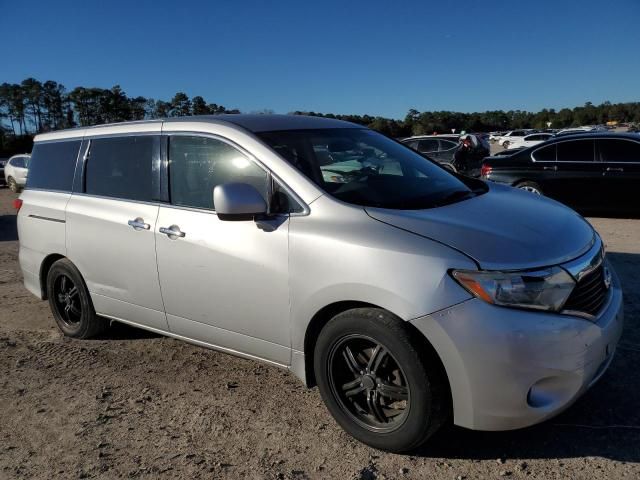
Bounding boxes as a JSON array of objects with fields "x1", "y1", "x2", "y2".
[
  {"x1": 314, "y1": 308, "x2": 448, "y2": 452},
  {"x1": 46, "y1": 259, "x2": 108, "y2": 339}
]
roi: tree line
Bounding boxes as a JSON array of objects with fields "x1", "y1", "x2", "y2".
[
  {"x1": 1, "y1": 76, "x2": 639, "y2": 156},
  {"x1": 0, "y1": 78, "x2": 239, "y2": 137}
]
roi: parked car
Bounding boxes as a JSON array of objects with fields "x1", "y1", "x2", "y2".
[
  {"x1": 481, "y1": 132, "x2": 640, "y2": 212},
  {"x1": 17, "y1": 115, "x2": 623, "y2": 452},
  {"x1": 401, "y1": 134, "x2": 489, "y2": 176},
  {"x1": 4, "y1": 154, "x2": 30, "y2": 192},
  {"x1": 0, "y1": 158, "x2": 8, "y2": 186},
  {"x1": 489, "y1": 131, "x2": 506, "y2": 142},
  {"x1": 556, "y1": 126, "x2": 607, "y2": 136},
  {"x1": 401, "y1": 135, "x2": 459, "y2": 167},
  {"x1": 506, "y1": 132, "x2": 555, "y2": 149},
  {"x1": 498, "y1": 130, "x2": 532, "y2": 148}
]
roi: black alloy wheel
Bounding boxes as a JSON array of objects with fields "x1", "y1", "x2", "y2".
[
  {"x1": 52, "y1": 274, "x2": 82, "y2": 327},
  {"x1": 328, "y1": 335, "x2": 410, "y2": 432}
]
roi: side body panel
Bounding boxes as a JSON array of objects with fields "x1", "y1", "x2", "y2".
[
  {"x1": 154, "y1": 207, "x2": 291, "y2": 365},
  {"x1": 65, "y1": 195, "x2": 167, "y2": 330},
  {"x1": 288, "y1": 195, "x2": 476, "y2": 354},
  {"x1": 17, "y1": 190, "x2": 71, "y2": 297}
]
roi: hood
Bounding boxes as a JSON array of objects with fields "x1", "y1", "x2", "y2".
[{"x1": 365, "y1": 183, "x2": 595, "y2": 271}]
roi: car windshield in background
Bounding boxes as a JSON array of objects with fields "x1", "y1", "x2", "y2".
[{"x1": 258, "y1": 128, "x2": 481, "y2": 209}]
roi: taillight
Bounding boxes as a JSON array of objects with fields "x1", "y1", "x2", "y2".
[
  {"x1": 13, "y1": 198, "x2": 23, "y2": 212},
  {"x1": 481, "y1": 164, "x2": 492, "y2": 177}
]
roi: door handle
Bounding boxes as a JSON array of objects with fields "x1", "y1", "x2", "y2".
[
  {"x1": 128, "y1": 217, "x2": 150, "y2": 230},
  {"x1": 605, "y1": 167, "x2": 624, "y2": 172},
  {"x1": 543, "y1": 165, "x2": 557, "y2": 171},
  {"x1": 159, "y1": 225, "x2": 186, "y2": 238}
]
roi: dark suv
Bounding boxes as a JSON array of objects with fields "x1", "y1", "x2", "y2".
[{"x1": 481, "y1": 133, "x2": 640, "y2": 212}]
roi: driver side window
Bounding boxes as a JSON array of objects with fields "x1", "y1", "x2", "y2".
[{"x1": 168, "y1": 136, "x2": 268, "y2": 211}]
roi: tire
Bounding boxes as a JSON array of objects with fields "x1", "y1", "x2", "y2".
[
  {"x1": 314, "y1": 308, "x2": 449, "y2": 453},
  {"x1": 8, "y1": 177, "x2": 19, "y2": 193},
  {"x1": 516, "y1": 181, "x2": 544, "y2": 195},
  {"x1": 46, "y1": 258, "x2": 108, "y2": 339},
  {"x1": 502, "y1": 140, "x2": 510, "y2": 149}
]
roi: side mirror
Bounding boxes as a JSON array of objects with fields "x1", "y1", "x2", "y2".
[{"x1": 213, "y1": 182, "x2": 267, "y2": 221}]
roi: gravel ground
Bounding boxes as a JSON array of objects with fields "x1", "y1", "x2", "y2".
[{"x1": 0, "y1": 187, "x2": 639, "y2": 479}]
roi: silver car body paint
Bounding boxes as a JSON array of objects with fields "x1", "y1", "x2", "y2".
[{"x1": 17, "y1": 115, "x2": 624, "y2": 431}]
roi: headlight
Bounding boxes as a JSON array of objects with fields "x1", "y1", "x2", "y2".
[{"x1": 451, "y1": 267, "x2": 575, "y2": 312}]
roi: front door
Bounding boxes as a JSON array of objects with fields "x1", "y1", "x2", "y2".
[{"x1": 155, "y1": 134, "x2": 291, "y2": 365}]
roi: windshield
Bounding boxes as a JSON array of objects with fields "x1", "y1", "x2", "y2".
[{"x1": 258, "y1": 128, "x2": 481, "y2": 209}]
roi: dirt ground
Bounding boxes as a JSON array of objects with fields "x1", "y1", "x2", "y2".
[{"x1": 0, "y1": 187, "x2": 639, "y2": 480}]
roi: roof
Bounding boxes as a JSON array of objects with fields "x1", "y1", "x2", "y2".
[
  {"x1": 165, "y1": 114, "x2": 361, "y2": 132},
  {"x1": 548, "y1": 132, "x2": 640, "y2": 141},
  {"x1": 34, "y1": 114, "x2": 362, "y2": 142}
]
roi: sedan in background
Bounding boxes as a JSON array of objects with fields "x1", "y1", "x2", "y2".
[
  {"x1": 481, "y1": 133, "x2": 640, "y2": 213},
  {"x1": 506, "y1": 133, "x2": 555, "y2": 149},
  {"x1": 499, "y1": 129, "x2": 533, "y2": 148},
  {"x1": 4, "y1": 154, "x2": 30, "y2": 192}
]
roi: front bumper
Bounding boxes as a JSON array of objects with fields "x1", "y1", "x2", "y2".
[{"x1": 410, "y1": 265, "x2": 624, "y2": 431}]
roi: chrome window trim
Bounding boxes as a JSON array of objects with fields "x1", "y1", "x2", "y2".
[
  {"x1": 162, "y1": 130, "x2": 310, "y2": 217},
  {"x1": 70, "y1": 192, "x2": 163, "y2": 208},
  {"x1": 530, "y1": 138, "x2": 597, "y2": 163}
]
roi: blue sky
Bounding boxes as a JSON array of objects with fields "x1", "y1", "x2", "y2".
[{"x1": 2, "y1": 0, "x2": 639, "y2": 119}]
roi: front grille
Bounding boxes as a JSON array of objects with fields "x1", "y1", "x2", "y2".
[{"x1": 563, "y1": 265, "x2": 608, "y2": 317}]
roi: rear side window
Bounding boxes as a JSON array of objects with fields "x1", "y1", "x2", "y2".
[
  {"x1": 598, "y1": 139, "x2": 640, "y2": 163},
  {"x1": 532, "y1": 144, "x2": 556, "y2": 162},
  {"x1": 85, "y1": 136, "x2": 154, "y2": 201},
  {"x1": 168, "y1": 135, "x2": 268, "y2": 210},
  {"x1": 439, "y1": 139, "x2": 457, "y2": 150},
  {"x1": 417, "y1": 139, "x2": 439, "y2": 152},
  {"x1": 27, "y1": 141, "x2": 81, "y2": 192},
  {"x1": 557, "y1": 140, "x2": 594, "y2": 162}
]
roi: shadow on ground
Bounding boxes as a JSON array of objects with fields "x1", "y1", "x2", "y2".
[{"x1": 0, "y1": 214, "x2": 18, "y2": 242}]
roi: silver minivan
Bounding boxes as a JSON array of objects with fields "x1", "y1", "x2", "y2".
[{"x1": 17, "y1": 115, "x2": 624, "y2": 452}]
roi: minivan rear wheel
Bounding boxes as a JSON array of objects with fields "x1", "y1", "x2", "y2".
[
  {"x1": 46, "y1": 259, "x2": 108, "y2": 339},
  {"x1": 314, "y1": 308, "x2": 448, "y2": 452}
]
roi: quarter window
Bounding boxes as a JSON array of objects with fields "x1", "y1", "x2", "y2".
[
  {"x1": 598, "y1": 139, "x2": 640, "y2": 163},
  {"x1": 168, "y1": 136, "x2": 268, "y2": 211},
  {"x1": 557, "y1": 140, "x2": 594, "y2": 162},
  {"x1": 439, "y1": 139, "x2": 457, "y2": 150},
  {"x1": 417, "y1": 139, "x2": 439, "y2": 152},
  {"x1": 85, "y1": 136, "x2": 154, "y2": 201},
  {"x1": 532, "y1": 144, "x2": 556, "y2": 162},
  {"x1": 26, "y1": 141, "x2": 81, "y2": 192}
]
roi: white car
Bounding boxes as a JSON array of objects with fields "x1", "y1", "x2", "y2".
[
  {"x1": 498, "y1": 130, "x2": 532, "y2": 147},
  {"x1": 506, "y1": 133, "x2": 554, "y2": 149},
  {"x1": 4, "y1": 154, "x2": 30, "y2": 192}
]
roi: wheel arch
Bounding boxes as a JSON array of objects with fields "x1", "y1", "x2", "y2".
[
  {"x1": 301, "y1": 301, "x2": 453, "y2": 409},
  {"x1": 39, "y1": 253, "x2": 67, "y2": 299}
]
